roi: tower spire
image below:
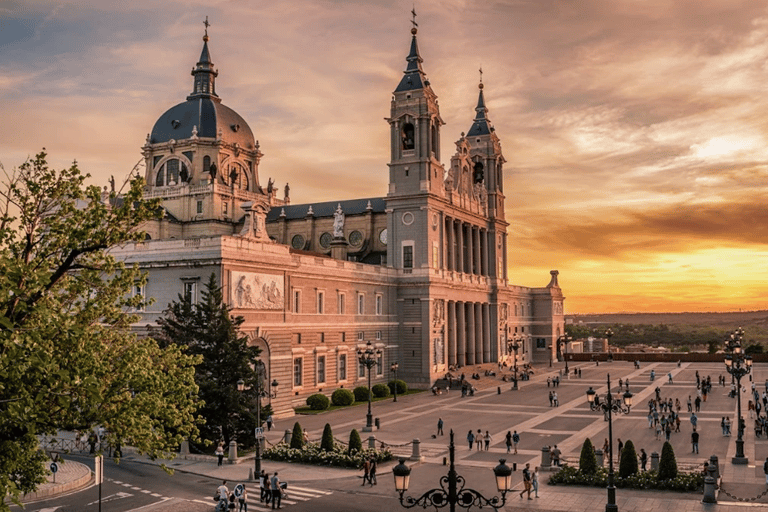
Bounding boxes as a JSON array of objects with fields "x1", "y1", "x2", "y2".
[
  {"x1": 467, "y1": 73, "x2": 492, "y2": 136},
  {"x1": 188, "y1": 17, "x2": 219, "y2": 101},
  {"x1": 394, "y1": 9, "x2": 429, "y2": 93}
]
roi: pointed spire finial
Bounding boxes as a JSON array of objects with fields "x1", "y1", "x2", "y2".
[
  {"x1": 479, "y1": 66, "x2": 484, "y2": 89},
  {"x1": 203, "y1": 16, "x2": 210, "y2": 42},
  {"x1": 411, "y1": 6, "x2": 418, "y2": 34}
]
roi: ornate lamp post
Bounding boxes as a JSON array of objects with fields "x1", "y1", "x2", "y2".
[
  {"x1": 586, "y1": 374, "x2": 632, "y2": 512},
  {"x1": 237, "y1": 365, "x2": 278, "y2": 477},
  {"x1": 358, "y1": 340, "x2": 381, "y2": 431},
  {"x1": 724, "y1": 327, "x2": 751, "y2": 464},
  {"x1": 392, "y1": 430, "x2": 512, "y2": 512},
  {"x1": 556, "y1": 334, "x2": 573, "y2": 374},
  {"x1": 391, "y1": 361, "x2": 399, "y2": 402},
  {"x1": 506, "y1": 335, "x2": 521, "y2": 390},
  {"x1": 605, "y1": 328, "x2": 614, "y2": 362}
]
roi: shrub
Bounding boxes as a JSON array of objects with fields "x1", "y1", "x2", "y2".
[
  {"x1": 619, "y1": 439, "x2": 638, "y2": 478},
  {"x1": 348, "y1": 429, "x2": 362, "y2": 454},
  {"x1": 306, "y1": 393, "x2": 330, "y2": 410},
  {"x1": 579, "y1": 438, "x2": 598, "y2": 475},
  {"x1": 290, "y1": 422, "x2": 304, "y2": 449},
  {"x1": 388, "y1": 379, "x2": 408, "y2": 395},
  {"x1": 320, "y1": 423, "x2": 334, "y2": 452},
  {"x1": 331, "y1": 388, "x2": 354, "y2": 406},
  {"x1": 548, "y1": 465, "x2": 704, "y2": 491},
  {"x1": 658, "y1": 441, "x2": 677, "y2": 480},
  {"x1": 372, "y1": 383, "x2": 391, "y2": 398},
  {"x1": 263, "y1": 441, "x2": 392, "y2": 468},
  {"x1": 353, "y1": 386, "x2": 370, "y2": 402}
]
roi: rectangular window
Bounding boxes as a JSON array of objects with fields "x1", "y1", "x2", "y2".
[
  {"x1": 317, "y1": 355, "x2": 326, "y2": 384},
  {"x1": 375, "y1": 295, "x2": 383, "y2": 315},
  {"x1": 338, "y1": 353, "x2": 347, "y2": 381},
  {"x1": 376, "y1": 330, "x2": 382, "y2": 340},
  {"x1": 357, "y1": 294, "x2": 364, "y2": 315},
  {"x1": 432, "y1": 241, "x2": 439, "y2": 268},
  {"x1": 403, "y1": 245, "x2": 413, "y2": 269},
  {"x1": 358, "y1": 359, "x2": 366, "y2": 378},
  {"x1": 293, "y1": 357, "x2": 303, "y2": 387},
  {"x1": 293, "y1": 290, "x2": 301, "y2": 313},
  {"x1": 341, "y1": 332, "x2": 346, "y2": 343},
  {"x1": 196, "y1": 200, "x2": 203, "y2": 214},
  {"x1": 317, "y1": 291, "x2": 324, "y2": 314},
  {"x1": 338, "y1": 293, "x2": 345, "y2": 314},
  {"x1": 320, "y1": 333, "x2": 325, "y2": 343},
  {"x1": 536, "y1": 338, "x2": 546, "y2": 349},
  {"x1": 358, "y1": 332, "x2": 364, "y2": 342},
  {"x1": 183, "y1": 281, "x2": 197, "y2": 304},
  {"x1": 134, "y1": 283, "x2": 145, "y2": 311},
  {"x1": 223, "y1": 202, "x2": 228, "y2": 216},
  {"x1": 376, "y1": 353, "x2": 383, "y2": 376}
]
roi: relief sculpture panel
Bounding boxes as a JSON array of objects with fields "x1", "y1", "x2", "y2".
[{"x1": 232, "y1": 271, "x2": 284, "y2": 310}]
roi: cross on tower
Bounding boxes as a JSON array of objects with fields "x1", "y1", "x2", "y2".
[
  {"x1": 411, "y1": 7, "x2": 418, "y2": 28},
  {"x1": 479, "y1": 66, "x2": 483, "y2": 84},
  {"x1": 203, "y1": 16, "x2": 210, "y2": 36}
]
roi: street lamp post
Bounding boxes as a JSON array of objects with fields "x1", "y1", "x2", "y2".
[
  {"x1": 556, "y1": 335, "x2": 572, "y2": 375},
  {"x1": 392, "y1": 430, "x2": 512, "y2": 512},
  {"x1": 724, "y1": 327, "x2": 752, "y2": 464},
  {"x1": 391, "y1": 362, "x2": 399, "y2": 402},
  {"x1": 507, "y1": 336, "x2": 521, "y2": 390},
  {"x1": 586, "y1": 374, "x2": 632, "y2": 512},
  {"x1": 358, "y1": 340, "x2": 381, "y2": 431},
  {"x1": 237, "y1": 366, "x2": 278, "y2": 478},
  {"x1": 605, "y1": 328, "x2": 614, "y2": 362}
]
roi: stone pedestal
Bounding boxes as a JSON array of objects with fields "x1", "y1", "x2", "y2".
[{"x1": 228, "y1": 440, "x2": 238, "y2": 462}]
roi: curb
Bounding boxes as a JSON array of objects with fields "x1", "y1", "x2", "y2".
[{"x1": 16, "y1": 461, "x2": 93, "y2": 503}]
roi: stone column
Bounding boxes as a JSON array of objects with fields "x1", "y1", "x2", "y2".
[
  {"x1": 473, "y1": 226, "x2": 481, "y2": 275},
  {"x1": 482, "y1": 303, "x2": 491, "y2": 363},
  {"x1": 474, "y1": 302, "x2": 483, "y2": 363},
  {"x1": 457, "y1": 221, "x2": 465, "y2": 274},
  {"x1": 456, "y1": 301, "x2": 466, "y2": 366},
  {"x1": 466, "y1": 224, "x2": 474, "y2": 275},
  {"x1": 448, "y1": 301, "x2": 457, "y2": 366},
  {"x1": 466, "y1": 302, "x2": 476, "y2": 365},
  {"x1": 445, "y1": 217, "x2": 453, "y2": 271}
]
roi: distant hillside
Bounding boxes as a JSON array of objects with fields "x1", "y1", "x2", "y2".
[{"x1": 566, "y1": 310, "x2": 768, "y2": 328}]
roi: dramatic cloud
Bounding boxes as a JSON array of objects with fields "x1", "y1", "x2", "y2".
[{"x1": 3, "y1": 0, "x2": 768, "y2": 312}]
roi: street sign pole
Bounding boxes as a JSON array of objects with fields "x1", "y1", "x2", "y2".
[{"x1": 95, "y1": 454, "x2": 103, "y2": 512}]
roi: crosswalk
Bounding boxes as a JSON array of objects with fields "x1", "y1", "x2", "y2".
[{"x1": 191, "y1": 484, "x2": 332, "y2": 510}]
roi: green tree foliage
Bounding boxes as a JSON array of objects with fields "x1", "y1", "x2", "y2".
[
  {"x1": 156, "y1": 274, "x2": 262, "y2": 450},
  {"x1": 658, "y1": 441, "x2": 678, "y2": 480},
  {"x1": 618, "y1": 439, "x2": 638, "y2": 478},
  {"x1": 578, "y1": 438, "x2": 598, "y2": 475},
  {"x1": 290, "y1": 422, "x2": 304, "y2": 449},
  {"x1": 388, "y1": 380, "x2": 408, "y2": 395},
  {"x1": 306, "y1": 393, "x2": 330, "y2": 410},
  {"x1": 320, "y1": 423, "x2": 334, "y2": 452},
  {"x1": 0, "y1": 151, "x2": 201, "y2": 507},
  {"x1": 745, "y1": 343, "x2": 764, "y2": 355},
  {"x1": 353, "y1": 386, "x2": 370, "y2": 402},
  {"x1": 331, "y1": 388, "x2": 354, "y2": 406},
  {"x1": 348, "y1": 429, "x2": 362, "y2": 454},
  {"x1": 372, "y1": 383, "x2": 391, "y2": 398}
]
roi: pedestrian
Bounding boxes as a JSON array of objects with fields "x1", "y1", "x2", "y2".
[
  {"x1": 691, "y1": 428, "x2": 699, "y2": 454},
  {"x1": 640, "y1": 449, "x2": 648, "y2": 471},
  {"x1": 675, "y1": 415, "x2": 681, "y2": 433},
  {"x1": 548, "y1": 391, "x2": 553, "y2": 407},
  {"x1": 467, "y1": 430, "x2": 475, "y2": 450},
  {"x1": 618, "y1": 378, "x2": 623, "y2": 390},
  {"x1": 578, "y1": 368, "x2": 582, "y2": 378},
  {"x1": 547, "y1": 377, "x2": 551, "y2": 387},
  {"x1": 553, "y1": 391, "x2": 559, "y2": 406},
  {"x1": 764, "y1": 457, "x2": 768, "y2": 484},
  {"x1": 369, "y1": 457, "x2": 377, "y2": 486},
  {"x1": 512, "y1": 431, "x2": 520, "y2": 454},
  {"x1": 687, "y1": 395, "x2": 692, "y2": 412},
  {"x1": 476, "y1": 429, "x2": 483, "y2": 451},
  {"x1": 259, "y1": 470, "x2": 269, "y2": 503},
  {"x1": 484, "y1": 430, "x2": 492, "y2": 451},
  {"x1": 695, "y1": 396, "x2": 701, "y2": 412},
  {"x1": 647, "y1": 411, "x2": 653, "y2": 428},
  {"x1": 520, "y1": 463, "x2": 532, "y2": 499},
  {"x1": 216, "y1": 481, "x2": 229, "y2": 512},
  {"x1": 238, "y1": 486, "x2": 248, "y2": 512},
  {"x1": 215, "y1": 443, "x2": 225, "y2": 467},
  {"x1": 551, "y1": 445, "x2": 561, "y2": 466},
  {"x1": 665, "y1": 423, "x2": 672, "y2": 442},
  {"x1": 303, "y1": 430, "x2": 309, "y2": 443},
  {"x1": 603, "y1": 438, "x2": 609, "y2": 455},
  {"x1": 725, "y1": 416, "x2": 731, "y2": 436},
  {"x1": 270, "y1": 472, "x2": 282, "y2": 510},
  {"x1": 668, "y1": 372, "x2": 673, "y2": 383},
  {"x1": 361, "y1": 458, "x2": 370, "y2": 486},
  {"x1": 532, "y1": 466, "x2": 540, "y2": 498},
  {"x1": 266, "y1": 415, "x2": 273, "y2": 431},
  {"x1": 437, "y1": 417, "x2": 444, "y2": 436},
  {"x1": 625, "y1": 378, "x2": 630, "y2": 391},
  {"x1": 650, "y1": 369, "x2": 655, "y2": 381},
  {"x1": 617, "y1": 439, "x2": 623, "y2": 460},
  {"x1": 655, "y1": 421, "x2": 661, "y2": 440}
]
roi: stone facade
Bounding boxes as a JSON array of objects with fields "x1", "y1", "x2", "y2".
[{"x1": 112, "y1": 24, "x2": 565, "y2": 418}]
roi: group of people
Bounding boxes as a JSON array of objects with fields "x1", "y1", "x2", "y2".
[
  {"x1": 466, "y1": 429, "x2": 494, "y2": 450},
  {"x1": 216, "y1": 476, "x2": 283, "y2": 512},
  {"x1": 360, "y1": 456, "x2": 378, "y2": 485}
]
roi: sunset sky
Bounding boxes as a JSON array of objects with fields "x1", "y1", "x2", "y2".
[{"x1": 3, "y1": 0, "x2": 768, "y2": 314}]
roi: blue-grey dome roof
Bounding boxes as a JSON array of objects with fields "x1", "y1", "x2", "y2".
[{"x1": 150, "y1": 97, "x2": 256, "y2": 149}]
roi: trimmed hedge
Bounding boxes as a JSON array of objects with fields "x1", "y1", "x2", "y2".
[
  {"x1": 658, "y1": 441, "x2": 677, "y2": 480},
  {"x1": 331, "y1": 388, "x2": 354, "y2": 406},
  {"x1": 372, "y1": 383, "x2": 391, "y2": 398},
  {"x1": 388, "y1": 379, "x2": 408, "y2": 395},
  {"x1": 263, "y1": 441, "x2": 392, "y2": 468},
  {"x1": 320, "y1": 423, "x2": 334, "y2": 452},
  {"x1": 353, "y1": 386, "x2": 370, "y2": 402},
  {"x1": 290, "y1": 422, "x2": 304, "y2": 449},
  {"x1": 306, "y1": 393, "x2": 330, "y2": 410},
  {"x1": 548, "y1": 465, "x2": 704, "y2": 491},
  {"x1": 579, "y1": 438, "x2": 598, "y2": 475},
  {"x1": 348, "y1": 429, "x2": 363, "y2": 454},
  {"x1": 619, "y1": 439, "x2": 638, "y2": 478}
]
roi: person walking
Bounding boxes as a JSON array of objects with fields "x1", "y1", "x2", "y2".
[
  {"x1": 361, "y1": 458, "x2": 371, "y2": 485},
  {"x1": 215, "y1": 443, "x2": 225, "y2": 467},
  {"x1": 551, "y1": 445, "x2": 561, "y2": 466},
  {"x1": 259, "y1": 470, "x2": 269, "y2": 504},
  {"x1": 691, "y1": 428, "x2": 699, "y2": 454},
  {"x1": 695, "y1": 396, "x2": 701, "y2": 412},
  {"x1": 532, "y1": 466, "x2": 540, "y2": 498},
  {"x1": 665, "y1": 422, "x2": 672, "y2": 442},
  {"x1": 505, "y1": 431, "x2": 512, "y2": 453},
  {"x1": 617, "y1": 439, "x2": 623, "y2": 460},
  {"x1": 266, "y1": 415, "x2": 273, "y2": 431},
  {"x1": 476, "y1": 429, "x2": 483, "y2": 451},
  {"x1": 640, "y1": 449, "x2": 648, "y2": 471},
  {"x1": 270, "y1": 472, "x2": 282, "y2": 510},
  {"x1": 687, "y1": 395, "x2": 692, "y2": 412},
  {"x1": 690, "y1": 412, "x2": 698, "y2": 429},
  {"x1": 520, "y1": 463, "x2": 532, "y2": 499},
  {"x1": 238, "y1": 486, "x2": 248, "y2": 512},
  {"x1": 216, "y1": 481, "x2": 229, "y2": 512},
  {"x1": 369, "y1": 457, "x2": 377, "y2": 486},
  {"x1": 512, "y1": 431, "x2": 520, "y2": 454},
  {"x1": 467, "y1": 430, "x2": 475, "y2": 450},
  {"x1": 437, "y1": 417, "x2": 444, "y2": 436},
  {"x1": 484, "y1": 431, "x2": 492, "y2": 451}
]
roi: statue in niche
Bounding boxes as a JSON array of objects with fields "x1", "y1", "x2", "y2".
[
  {"x1": 333, "y1": 204, "x2": 345, "y2": 238},
  {"x1": 284, "y1": 182, "x2": 290, "y2": 199},
  {"x1": 445, "y1": 168, "x2": 454, "y2": 191},
  {"x1": 209, "y1": 163, "x2": 217, "y2": 180},
  {"x1": 179, "y1": 166, "x2": 189, "y2": 183},
  {"x1": 109, "y1": 175, "x2": 116, "y2": 193},
  {"x1": 432, "y1": 299, "x2": 445, "y2": 328},
  {"x1": 267, "y1": 178, "x2": 274, "y2": 195}
]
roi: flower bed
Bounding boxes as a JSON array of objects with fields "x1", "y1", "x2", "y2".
[
  {"x1": 548, "y1": 465, "x2": 704, "y2": 492},
  {"x1": 262, "y1": 441, "x2": 392, "y2": 468}
]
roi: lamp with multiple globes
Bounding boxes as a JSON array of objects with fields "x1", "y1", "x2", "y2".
[
  {"x1": 237, "y1": 365, "x2": 278, "y2": 477},
  {"x1": 357, "y1": 340, "x2": 382, "y2": 431},
  {"x1": 506, "y1": 335, "x2": 522, "y2": 390},
  {"x1": 723, "y1": 327, "x2": 752, "y2": 464}
]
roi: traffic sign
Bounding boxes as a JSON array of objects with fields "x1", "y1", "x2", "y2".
[
  {"x1": 50, "y1": 462, "x2": 58, "y2": 473},
  {"x1": 255, "y1": 427, "x2": 264, "y2": 438},
  {"x1": 234, "y1": 483, "x2": 245, "y2": 498}
]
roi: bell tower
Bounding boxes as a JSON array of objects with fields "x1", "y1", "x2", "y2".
[{"x1": 387, "y1": 13, "x2": 445, "y2": 198}]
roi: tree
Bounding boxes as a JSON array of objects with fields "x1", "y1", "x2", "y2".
[
  {"x1": 0, "y1": 151, "x2": 201, "y2": 507},
  {"x1": 290, "y1": 422, "x2": 304, "y2": 449},
  {"x1": 578, "y1": 438, "x2": 598, "y2": 475},
  {"x1": 618, "y1": 439, "x2": 638, "y2": 478},
  {"x1": 658, "y1": 441, "x2": 677, "y2": 480},
  {"x1": 745, "y1": 343, "x2": 764, "y2": 355},
  {"x1": 348, "y1": 429, "x2": 363, "y2": 454},
  {"x1": 156, "y1": 273, "x2": 262, "y2": 449},
  {"x1": 320, "y1": 423, "x2": 335, "y2": 452}
]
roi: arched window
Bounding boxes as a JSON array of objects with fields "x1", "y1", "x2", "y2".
[
  {"x1": 203, "y1": 155, "x2": 211, "y2": 173},
  {"x1": 402, "y1": 123, "x2": 415, "y2": 150},
  {"x1": 220, "y1": 162, "x2": 250, "y2": 191},
  {"x1": 473, "y1": 161, "x2": 484, "y2": 184},
  {"x1": 155, "y1": 158, "x2": 188, "y2": 187}
]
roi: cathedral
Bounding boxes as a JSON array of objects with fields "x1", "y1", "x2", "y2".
[{"x1": 111, "y1": 20, "x2": 565, "y2": 418}]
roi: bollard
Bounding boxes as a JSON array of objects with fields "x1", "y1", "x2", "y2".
[
  {"x1": 702, "y1": 475, "x2": 717, "y2": 503},
  {"x1": 248, "y1": 468, "x2": 254, "y2": 481},
  {"x1": 498, "y1": 386, "x2": 501, "y2": 394},
  {"x1": 443, "y1": 456, "x2": 447, "y2": 465},
  {"x1": 410, "y1": 439, "x2": 423, "y2": 462},
  {"x1": 375, "y1": 418, "x2": 381, "y2": 430},
  {"x1": 709, "y1": 455, "x2": 720, "y2": 481},
  {"x1": 595, "y1": 449, "x2": 604, "y2": 468},
  {"x1": 368, "y1": 435, "x2": 377, "y2": 449},
  {"x1": 541, "y1": 446, "x2": 551, "y2": 470},
  {"x1": 228, "y1": 440, "x2": 238, "y2": 462},
  {"x1": 180, "y1": 439, "x2": 190, "y2": 457},
  {"x1": 284, "y1": 429, "x2": 292, "y2": 445},
  {"x1": 650, "y1": 452, "x2": 660, "y2": 472},
  {"x1": 512, "y1": 462, "x2": 517, "y2": 472}
]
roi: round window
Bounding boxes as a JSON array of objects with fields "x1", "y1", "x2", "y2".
[
  {"x1": 319, "y1": 232, "x2": 332, "y2": 248},
  {"x1": 402, "y1": 212, "x2": 414, "y2": 226},
  {"x1": 379, "y1": 228, "x2": 388, "y2": 245},
  {"x1": 349, "y1": 230, "x2": 363, "y2": 246},
  {"x1": 291, "y1": 234, "x2": 305, "y2": 250}
]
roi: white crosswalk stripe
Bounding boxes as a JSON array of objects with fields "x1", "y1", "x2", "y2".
[{"x1": 235, "y1": 484, "x2": 331, "y2": 509}]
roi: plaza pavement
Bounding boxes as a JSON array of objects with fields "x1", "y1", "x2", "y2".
[{"x1": 33, "y1": 360, "x2": 768, "y2": 511}]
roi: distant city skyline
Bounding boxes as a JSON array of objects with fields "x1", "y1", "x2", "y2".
[{"x1": 3, "y1": 0, "x2": 768, "y2": 313}]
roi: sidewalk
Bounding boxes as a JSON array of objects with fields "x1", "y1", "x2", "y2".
[{"x1": 15, "y1": 458, "x2": 92, "y2": 504}]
